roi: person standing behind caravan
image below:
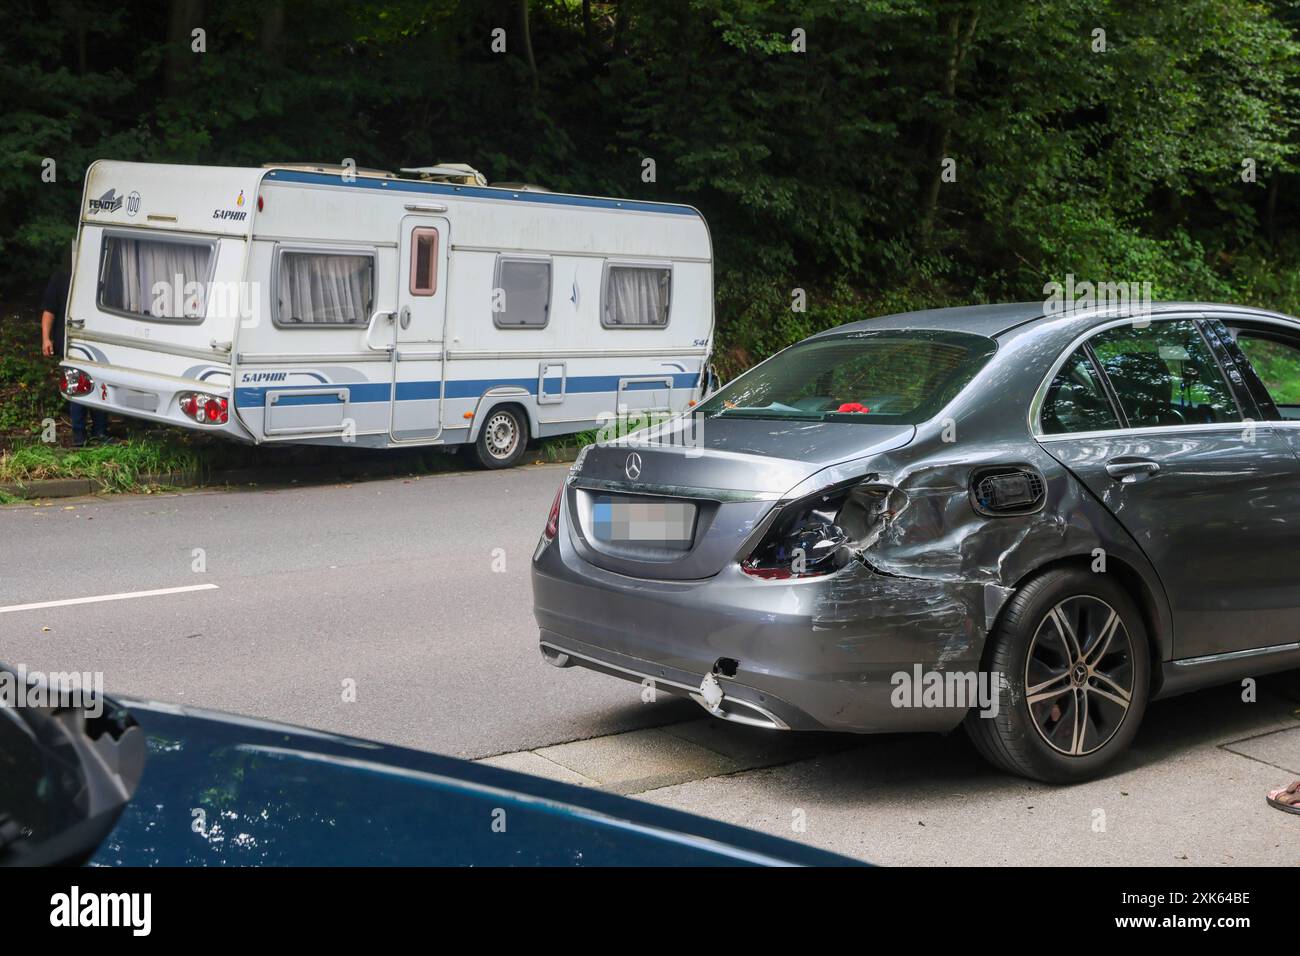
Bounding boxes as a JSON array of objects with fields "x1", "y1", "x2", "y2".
[{"x1": 42, "y1": 270, "x2": 109, "y2": 446}]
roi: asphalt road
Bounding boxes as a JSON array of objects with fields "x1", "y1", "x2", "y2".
[
  {"x1": 2, "y1": 464, "x2": 1297, "y2": 864},
  {"x1": 0, "y1": 463, "x2": 699, "y2": 757}
]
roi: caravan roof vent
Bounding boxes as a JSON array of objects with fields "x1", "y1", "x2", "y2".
[
  {"x1": 400, "y1": 164, "x2": 488, "y2": 186},
  {"x1": 491, "y1": 182, "x2": 552, "y2": 193},
  {"x1": 263, "y1": 162, "x2": 397, "y2": 180}
]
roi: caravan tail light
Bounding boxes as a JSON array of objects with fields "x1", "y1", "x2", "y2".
[
  {"x1": 178, "y1": 391, "x2": 229, "y2": 425},
  {"x1": 58, "y1": 368, "x2": 94, "y2": 396}
]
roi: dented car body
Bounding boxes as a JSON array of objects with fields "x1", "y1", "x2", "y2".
[{"x1": 531, "y1": 302, "x2": 1300, "y2": 780}]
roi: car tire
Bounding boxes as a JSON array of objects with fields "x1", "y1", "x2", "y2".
[
  {"x1": 964, "y1": 566, "x2": 1150, "y2": 783},
  {"x1": 471, "y1": 406, "x2": 528, "y2": 469}
]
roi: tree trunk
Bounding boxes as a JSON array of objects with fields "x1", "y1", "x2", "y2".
[
  {"x1": 74, "y1": 3, "x2": 87, "y2": 75},
  {"x1": 165, "y1": 0, "x2": 204, "y2": 97},
  {"x1": 1267, "y1": 173, "x2": 1280, "y2": 250},
  {"x1": 519, "y1": 0, "x2": 539, "y2": 95},
  {"x1": 261, "y1": 0, "x2": 285, "y2": 54},
  {"x1": 614, "y1": 0, "x2": 628, "y2": 56},
  {"x1": 920, "y1": 9, "x2": 979, "y2": 242}
]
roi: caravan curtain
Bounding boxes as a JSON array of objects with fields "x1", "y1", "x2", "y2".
[
  {"x1": 102, "y1": 236, "x2": 213, "y2": 319},
  {"x1": 278, "y1": 252, "x2": 373, "y2": 325},
  {"x1": 605, "y1": 266, "x2": 670, "y2": 327}
]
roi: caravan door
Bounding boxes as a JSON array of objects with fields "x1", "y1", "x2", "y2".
[{"x1": 389, "y1": 214, "x2": 450, "y2": 441}]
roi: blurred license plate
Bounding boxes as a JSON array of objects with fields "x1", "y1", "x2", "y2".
[
  {"x1": 592, "y1": 496, "x2": 696, "y2": 549},
  {"x1": 119, "y1": 388, "x2": 159, "y2": 412}
]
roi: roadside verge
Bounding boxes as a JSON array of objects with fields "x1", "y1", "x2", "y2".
[{"x1": 0, "y1": 440, "x2": 580, "y2": 501}]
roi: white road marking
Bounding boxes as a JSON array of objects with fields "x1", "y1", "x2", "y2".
[{"x1": 0, "y1": 583, "x2": 219, "y2": 615}]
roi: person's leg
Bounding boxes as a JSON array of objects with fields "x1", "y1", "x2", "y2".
[
  {"x1": 69, "y1": 401, "x2": 88, "y2": 446},
  {"x1": 90, "y1": 408, "x2": 109, "y2": 439}
]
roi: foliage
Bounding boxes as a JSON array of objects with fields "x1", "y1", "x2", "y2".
[
  {"x1": 3, "y1": 0, "x2": 1300, "y2": 377},
  {"x1": 0, "y1": 305, "x2": 62, "y2": 437}
]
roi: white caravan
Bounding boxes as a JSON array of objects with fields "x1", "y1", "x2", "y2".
[{"x1": 61, "y1": 160, "x2": 715, "y2": 466}]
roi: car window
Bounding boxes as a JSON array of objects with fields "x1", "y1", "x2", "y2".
[
  {"x1": 1040, "y1": 347, "x2": 1122, "y2": 434},
  {"x1": 696, "y1": 329, "x2": 997, "y2": 425},
  {"x1": 1088, "y1": 320, "x2": 1242, "y2": 428},
  {"x1": 1236, "y1": 333, "x2": 1300, "y2": 418}
]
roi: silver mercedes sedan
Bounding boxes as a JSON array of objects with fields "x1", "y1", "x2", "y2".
[{"x1": 531, "y1": 302, "x2": 1300, "y2": 782}]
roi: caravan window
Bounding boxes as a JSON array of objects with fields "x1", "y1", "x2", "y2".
[
  {"x1": 493, "y1": 256, "x2": 551, "y2": 329},
  {"x1": 98, "y1": 233, "x2": 215, "y2": 322},
  {"x1": 409, "y1": 228, "x2": 439, "y2": 296},
  {"x1": 603, "y1": 264, "x2": 671, "y2": 328},
  {"x1": 275, "y1": 249, "x2": 374, "y2": 327}
]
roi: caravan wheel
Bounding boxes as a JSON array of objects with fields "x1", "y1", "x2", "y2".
[{"x1": 472, "y1": 407, "x2": 527, "y2": 469}]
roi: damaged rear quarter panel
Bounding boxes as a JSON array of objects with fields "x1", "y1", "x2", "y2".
[{"x1": 783, "y1": 328, "x2": 1173, "y2": 665}]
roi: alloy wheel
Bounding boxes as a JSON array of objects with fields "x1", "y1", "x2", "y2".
[{"x1": 1024, "y1": 595, "x2": 1135, "y2": 756}]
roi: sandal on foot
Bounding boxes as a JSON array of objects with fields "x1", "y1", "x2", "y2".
[{"x1": 1266, "y1": 780, "x2": 1300, "y2": 815}]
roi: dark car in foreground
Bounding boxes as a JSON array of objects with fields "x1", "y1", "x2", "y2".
[
  {"x1": 533, "y1": 302, "x2": 1300, "y2": 783},
  {"x1": 0, "y1": 675, "x2": 859, "y2": 866}
]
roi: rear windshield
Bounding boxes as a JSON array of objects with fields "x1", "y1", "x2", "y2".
[{"x1": 698, "y1": 329, "x2": 997, "y2": 425}]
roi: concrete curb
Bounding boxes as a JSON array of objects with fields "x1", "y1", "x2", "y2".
[
  {"x1": 0, "y1": 444, "x2": 580, "y2": 501},
  {"x1": 1, "y1": 477, "x2": 98, "y2": 499}
]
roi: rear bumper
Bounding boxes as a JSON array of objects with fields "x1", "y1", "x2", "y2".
[
  {"x1": 531, "y1": 524, "x2": 996, "y2": 735},
  {"x1": 539, "y1": 634, "x2": 799, "y2": 730},
  {"x1": 61, "y1": 360, "x2": 251, "y2": 441}
]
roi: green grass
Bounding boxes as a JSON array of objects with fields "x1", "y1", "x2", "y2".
[
  {"x1": 0, "y1": 438, "x2": 199, "y2": 492},
  {"x1": 536, "y1": 412, "x2": 677, "y2": 462},
  {"x1": 537, "y1": 429, "x2": 598, "y2": 462}
]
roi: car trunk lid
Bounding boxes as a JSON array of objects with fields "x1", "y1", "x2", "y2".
[{"x1": 566, "y1": 417, "x2": 915, "y2": 579}]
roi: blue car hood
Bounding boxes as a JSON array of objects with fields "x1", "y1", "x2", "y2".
[{"x1": 92, "y1": 699, "x2": 863, "y2": 867}]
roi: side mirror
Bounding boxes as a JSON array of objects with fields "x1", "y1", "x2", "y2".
[{"x1": 0, "y1": 668, "x2": 145, "y2": 867}]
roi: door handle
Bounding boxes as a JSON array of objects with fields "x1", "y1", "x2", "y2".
[
  {"x1": 1105, "y1": 457, "x2": 1160, "y2": 480},
  {"x1": 399, "y1": 306, "x2": 411, "y2": 330}
]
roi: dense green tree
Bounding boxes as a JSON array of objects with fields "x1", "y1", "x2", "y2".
[{"x1": 3, "y1": 0, "x2": 1298, "y2": 372}]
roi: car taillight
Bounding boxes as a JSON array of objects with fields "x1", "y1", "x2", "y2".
[
  {"x1": 740, "y1": 481, "x2": 888, "y2": 580},
  {"x1": 58, "y1": 368, "x2": 94, "y2": 396},
  {"x1": 178, "y1": 391, "x2": 229, "y2": 425},
  {"x1": 544, "y1": 484, "x2": 563, "y2": 540},
  {"x1": 740, "y1": 513, "x2": 848, "y2": 579}
]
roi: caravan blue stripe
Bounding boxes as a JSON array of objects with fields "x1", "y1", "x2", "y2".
[
  {"x1": 234, "y1": 373, "x2": 700, "y2": 408},
  {"x1": 264, "y1": 170, "x2": 701, "y2": 217}
]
